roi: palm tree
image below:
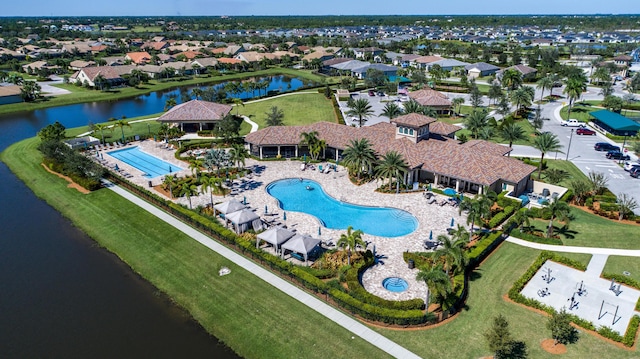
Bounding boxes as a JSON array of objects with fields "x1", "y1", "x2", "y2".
[
  {"x1": 403, "y1": 99, "x2": 424, "y2": 115},
  {"x1": 346, "y1": 98, "x2": 374, "y2": 127},
  {"x1": 309, "y1": 139, "x2": 327, "y2": 161},
  {"x1": 542, "y1": 200, "x2": 571, "y2": 238},
  {"x1": 435, "y1": 234, "x2": 468, "y2": 276},
  {"x1": 512, "y1": 208, "x2": 531, "y2": 231},
  {"x1": 180, "y1": 183, "x2": 198, "y2": 210},
  {"x1": 188, "y1": 158, "x2": 204, "y2": 180},
  {"x1": 536, "y1": 75, "x2": 554, "y2": 102},
  {"x1": 375, "y1": 150, "x2": 409, "y2": 192},
  {"x1": 591, "y1": 66, "x2": 610, "y2": 85},
  {"x1": 564, "y1": 77, "x2": 587, "y2": 120},
  {"x1": 164, "y1": 97, "x2": 177, "y2": 111},
  {"x1": 162, "y1": 175, "x2": 176, "y2": 199},
  {"x1": 336, "y1": 226, "x2": 365, "y2": 265},
  {"x1": 93, "y1": 74, "x2": 107, "y2": 91},
  {"x1": 487, "y1": 81, "x2": 503, "y2": 106},
  {"x1": 500, "y1": 68, "x2": 522, "y2": 92},
  {"x1": 229, "y1": 144, "x2": 249, "y2": 170},
  {"x1": 464, "y1": 109, "x2": 490, "y2": 139},
  {"x1": 532, "y1": 132, "x2": 563, "y2": 180},
  {"x1": 449, "y1": 224, "x2": 470, "y2": 243},
  {"x1": 201, "y1": 175, "x2": 221, "y2": 205},
  {"x1": 459, "y1": 195, "x2": 492, "y2": 234},
  {"x1": 500, "y1": 123, "x2": 526, "y2": 156},
  {"x1": 191, "y1": 88, "x2": 203, "y2": 100},
  {"x1": 300, "y1": 131, "x2": 323, "y2": 160},
  {"x1": 232, "y1": 97, "x2": 244, "y2": 115},
  {"x1": 93, "y1": 123, "x2": 112, "y2": 144},
  {"x1": 381, "y1": 102, "x2": 404, "y2": 120},
  {"x1": 416, "y1": 264, "x2": 451, "y2": 307},
  {"x1": 265, "y1": 106, "x2": 285, "y2": 126},
  {"x1": 341, "y1": 138, "x2": 378, "y2": 181},
  {"x1": 509, "y1": 86, "x2": 534, "y2": 115},
  {"x1": 451, "y1": 97, "x2": 465, "y2": 114},
  {"x1": 112, "y1": 120, "x2": 131, "y2": 143}
]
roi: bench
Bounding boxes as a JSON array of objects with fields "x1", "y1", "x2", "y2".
[{"x1": 290, "y1": 252, "x2": 305, "y2": 261}]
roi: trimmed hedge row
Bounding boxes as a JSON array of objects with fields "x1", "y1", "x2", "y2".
[
  {"x1": 468, "y1": 231, "x2": 504, "y2": 266},
  {"x1": 328, "y1": 289, "x2": 432, "y2": 325},
  {"x1": 509, "y1": 229, "x2": 563, "y2": 245},
  {"x1": 559, "y1": 189, "x2": 574, "y2": 203},
  {"x1": 497, "y1": 191, "x2": 520, "y2": 209},
  {"x1": 488, "y1": 205, "x2": 515, "y2": 228},
  {"x1": 509, "y1": 252, "x2": 639, "y2": 346}
]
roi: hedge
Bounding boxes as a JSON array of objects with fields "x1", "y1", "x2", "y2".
[
  {"x1": 488, "y1": 206, "x2": 516, "y2": 228},
  {"x1": 559, "y1": 189, "x2": 574, "y2": 203},
  {"x1": 328, "y1": 289, "x2": 432, "y2": 325},
  {"x1": 509, "y1": 229, "x2": 563, "y2": 245},
  {"x1": 595, "y1": 195, "x2": 618, "y2": 203},
  {"x1": 468, "y1": 231, "x2": 504, "y2": 266},
  {"x1": 599, "y1": 202, "x2": 620, "y2": 212},
  {"x1": 508, "y1": 252, "x2": 640, "y2": 346}
]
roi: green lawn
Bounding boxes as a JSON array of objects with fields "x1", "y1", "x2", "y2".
[
  {"x1": 238, "y1": 92, "x2": 336, "y2": 129},
  {"x1": 539, "y1": 159, "x2": 590, "y2": 188},
  {"x1": 560, "y1": 103, "x2": 599, "y2": 122},
  {"x1": 66, "y1": 113, "x2": 164, "y2": 143},
  {"x1": 603, "y1": 256, "x2": 640, "y2": 284},
  {"x1": 528, "y1": 208, "x2": 640, "y2": 249},
  {"x1": 3, "y1": 134, "x2": 639, "y2": 358},
  {"x1": 379, "y1": 243, "x2": 637, "y2": 358},
  {"x1": 0, "y1": 137, "x2": 391, "y2": 359}
]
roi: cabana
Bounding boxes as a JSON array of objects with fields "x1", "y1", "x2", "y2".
[
  {"x1": 590, "y1": 109, "x2": 640, "y2": 136},
  {"x1": 213, "y1": 199, "x2": 246, "y2": 216},
  {"x1": 225, "y1": 208, "x2": 260, "y2": 234},
  {"x1": 256, "y1": 225, "x2": 295, "y2": 253},
  {"x1": 281, "y1": 234, "x2": 321, "y2": 263}
]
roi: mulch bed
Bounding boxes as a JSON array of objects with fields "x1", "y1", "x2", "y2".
[
  {"x1": 541, "y1": 339, "x2": 567, "y2": 354},
  {"x1": 41, "y1": 163, "x2": 90, "y2": 194}
]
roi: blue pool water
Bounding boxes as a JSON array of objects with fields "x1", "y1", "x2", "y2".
[
  {"x1": 108, "y1": 147, "x2": 182, "y2": 178},
  {"x1": 382, "y1": 277, "x2": 409, "y2": 292},
  {"x1": 266, "y1": 179, "x2": 418, "y2": 237}
]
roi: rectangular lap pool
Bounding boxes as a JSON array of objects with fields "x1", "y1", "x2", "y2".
[{"x1": 108, "y1": 146, "x2": 182, "y2": 178}]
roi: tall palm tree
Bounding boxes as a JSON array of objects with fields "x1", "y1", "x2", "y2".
[
  {"x1": 509, "y1": 86, "x2": 534, "y2": 114},
  {"x1": 341, "y1": 138, "x2": 378, "y2": 181},
  {"x1": 449, "y1": 224, "x2": 470, "y2": 243},
  {"x1": 375, "y1": 150, "x2": 409, "y2": 192},
  {"x1": 500, "y1": 68, "x2": 522, "y2": 92},
  {"x1": 232, "y1": 97, "x2": 244, "y2": 116},
  {"x1": 435, "y1": 234, "x2": 468, "y2": 276},
  {"x1": 229, "y1": 144, "x2": 249, "y2": 170},
  {"x1": 309, "y1": 139, "x2": 326, "y2": 161},
  {"x1": 542, "y1": 200, "x2": 571, "y2": 238},
  {"x1": 162, "y1": 175, "x2": 176, "y2": 199},
  {"x1": 512, "y1": 208, "x2": 532, "y2": 231},
  {"x1": 459, "y1": 195, "x2": 492, "y2": 234},
  {"x1": 346, "y1": 98, "x2": 374, "y2": 127},
  {"x1": 402, "y1": 99, "x2": 425, "y2": 115},
  {"x1": 93, "y1": 74, "x2": 107, "y2": 91},
  {"x1": 536, "y1": 75, "x2": 554, "y2": 102},
  {"x1": 93, "y1": 123, "x2": 112, "y2": 144},
  {"x1": 336, "y1": 226, "x2": 365, "y2": 265},
  {"x1": 500, "y1": 123, "x2": 526, "y2": 156},
  {"x1": 300, "y1": 131, "x2": 322, "y2": 160},
  {"x1": 164, "y1": 97, "x2": 177, "y2": 111},
  {"x1": 188, "y1": 158, "x2": 204, "y2": 180},
  {"x1": 201, "y1": 175, "x2": 224, "y2": 205},
  {"x1": 112, "y1": 120, "x2": 131, "y2": 143},
  {"x1": 563, "y1": 77, "x2": 587, "y2": 120},
  {"x1": 416, "y1": 264, "x2": 451, "y2": 307},
  {"x1": 381, "y1": 102, "x2": 404, "y2": 120},
  {"x1": 451, "y1": 97, "x2": 465, "y2": 114},
  {"x1": 532, "y1": 132, "x2": 563, "y2": 180},
  {"x1": 180, "y1": 183, "x2": 198, "y2": 209},
  {"x1": 464, "y1": 109, "x2": 490, "y2": 139}
]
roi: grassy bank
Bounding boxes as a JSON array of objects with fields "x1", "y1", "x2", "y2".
[
  {"x1": 240, "y1": 92, "x2": 337, "y2": 128},
  {"x1": 0, "y1": 68, "x2": 331, "y2": 116},
  {"x1": 0, "y1": 137, "x2": 390, "y2": 359}
]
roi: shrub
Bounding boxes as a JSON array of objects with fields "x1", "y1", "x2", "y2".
[
  {"x1": 559, "y1": 190, "x2": 574, "y2": 202},
  {"x1": 328, "y1": 289, "x2": 431, "y2": 325},
  {"x1": 595, "y1": 195, "x2": 617, "y2": 203},
  {"x1": 509, "y1": 229, "x2": 563, "y2": 245},
  {"x1": 468, "y1": 231, "x2": 503, "y2": 266},
  {"x1": 488, "y1": 206, "x2": 515, "y2": 228},
  {"x1": 585, "y1": 197, "x2": 594, "y2": 208},
  {"x1": 497, "y1": 191, "x2": 520, "y2": 208}
]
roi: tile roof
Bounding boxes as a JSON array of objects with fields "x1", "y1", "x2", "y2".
[
  {"x1": 245, "y1": 121, "x2": 535, "y2": 186},
  {"x1": 391, "y1": 113, "x2": 437, "y2": 128},
  {"x1": 429, "y1": 122, "x2": 461, "y2": 136},
  {"x1": 126, "y1": 51, "x2": 152, "y2": 65},
  {"x1": 0, "y1": 85, "x2": 22, "y2": 97},
  {"x1": 158, "y1": 100, "x2": 232, "y2": 122},
  {"x1": 408, "y1": 88, "x2": 452, "y2": 107}
]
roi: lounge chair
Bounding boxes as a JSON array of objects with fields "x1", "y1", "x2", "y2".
[
  {"x1": 300, "y1": 163, "x2": 306, "y2": 171},
  {"x1": 427, "y1": 197, "x2": 437, "y2": 205},
  {"x1": 318, "y1": 165, "x2": 323, "y2": 173}
]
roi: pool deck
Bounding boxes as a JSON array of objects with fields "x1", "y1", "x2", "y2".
[{"x1": 101, "y1": 140, "x2": 466, "y2": 303}]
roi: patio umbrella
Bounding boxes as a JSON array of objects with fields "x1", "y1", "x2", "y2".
[
  {"x1": 303, "y1": 154, "x2": 306, "y2": 163},
  {"x1": 243, "y1": 196, "x2": 246, "y2": 205},
  {"x1": 264, "y1": 205, "x2": 268, "y2": 214},
  {"x1": 429, "y1": 230, "x2": 433, "y2": 240},
  {"x1": 169, "y1": 166, "x2": 172, "y2": 173},
  {"x1": 100, "y1": 153, "x2": 104, "y2": 160},
  {"x1": 114, "y1": 164, "x2": 119, "y2": 171},
  {"x1": 450, "y1": 218, "x2": 455, "y2": 227},
  {"x1": 283, "y1": 211, "x2": 287, "y2": 221},
  {"x1": 318, "y1": 227, "x2": 321, "y2": 236}
]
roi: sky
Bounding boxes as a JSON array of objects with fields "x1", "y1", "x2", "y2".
[{"x1": 4, "y1": 0, "x2": 640, "y2": 17}]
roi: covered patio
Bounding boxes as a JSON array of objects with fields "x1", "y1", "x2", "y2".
[
  {"x1": 225, "y1": 208, "x2": 261, "y2": 234},
  {"x1": 256, "y1": 225, "x2": 296, "y2": 254},
  {"x1": 281, "y1": 234, "x2": 321, "y2": 264},
  {"x1": 157, "y1": 99, "x2": 232, "y2": 133}
]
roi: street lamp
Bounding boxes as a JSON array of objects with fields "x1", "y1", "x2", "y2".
[
  {"x1": 620, "y1": 132, "x2": 629, "y2": 164},
  {"x1": 565, "y1": 128, "x2": 574, "y2": 161}
]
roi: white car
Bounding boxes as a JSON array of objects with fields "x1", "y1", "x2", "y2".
[
  {"x1": 561, "y1": 119, "x2": 584, "y2": 127},
  {"x1": 624, "y1": 161, "x2": 640, "y2": 172}
]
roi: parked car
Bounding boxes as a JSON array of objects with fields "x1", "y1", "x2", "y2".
[
  {"x1": 606, "y1": 150, "x2": 630, "y2": 160},
  {"x1": 576, "y1": 127, "x2": 596, "y2": 135},
  {"x1": 368, "y1": 90, "x2": 376, "y2": 96},
  {"x1": 624, "y1": 161, "x2": 640, "y2": 172},
  {"x1": 631, "y1": 167, "x2": 640, "y2": 178},
  {"x1": 561, "y1": 119, "x2": 584, "y2": 127},
  {"x1": 377, "y1": 91, "x2": 385, "y2": 97},
  {"x1": 594, "y1": 142, "x2": 620, "y2": 152}
]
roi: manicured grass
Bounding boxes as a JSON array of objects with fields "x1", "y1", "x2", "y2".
[
  {"x1": 378, "y1": 243, "x2": 638, "y2": 358},
  {"x1": 66, "y1": 113, "x2": 164, "y2": 143},
  {"x1": 603, "y1": 256, "x2": 640, "y2": 284},
  {"x1": 527, "y1": 208, "x2": 640, "y2": 249},
  {"x1": 560, "y1": 103, "x2": 598, "y2": 122},
  {"x1": 0, "y1": 68, "x2": 331, "y2": 116},
  {"x1": 238, "y1": 92, "x2": 337, "y2": 128},
  {"x1": 0, "y1": 137, "x2": 391, "y2": 359},
  {"x1": 540, "y1": 159, "x2": 590, "y2": 188}
]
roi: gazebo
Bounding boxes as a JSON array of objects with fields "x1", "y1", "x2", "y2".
[
  {"x1": 157, "y1": 99, "x2": 232, "y2": 133},
  {"x1": 281, "y1": 234, "x2": 321, "y2": 263},
  {"x1": 225, "y1": 208, "x2": 260, "y2": 234},
  {"x1": 213, "y1": 199, "x2": 246, "y2": 216},
  {"x1": 256, "y1": 226, "x2": 296, "y2": 253}
]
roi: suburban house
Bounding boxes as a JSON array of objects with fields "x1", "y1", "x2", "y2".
[
  {"x1": 352, "y1": 47, "x2": 384, "y2": 60},
  {"x1": 350, "y1": 63, "x2": 398, "y2": 80},
  {"x1": 464, "y1": 62, "x2": 501, "y2": 78},
  {"x1": 157, "y1": 99, "x2": 232, "y2": 132},
  {"x1": 613, "y1": 55, "x2": 633, "y2": 77},
  {"x1": 498, "y1": 64, "x2": 538, "y2": 81},
  {"x1": 125, "y1": 51, "x2": 152, "y2": 65},
  {"x1": 0, "y1": 85, "x2": 23, "y2": 105},
  {"x1": 411, "y1": 55, "x2": 444, "y2": 69},
  {"x1": 244, "y1": 115, "x2": 536, "y2": 196},
  {"x1": 223, "y1": 45, "x2": 245, "y2": 56},
  {"x1": 427, "y1": 58, "x2": 469, "y2": 71},
  {"x1": 408, "y1": 88, "x2": 453, "y2": 114},
  {"x1": 69, "y1": 60, "x2": 96, "y2": 71},
  {"x1": 71, "y1": 65, "x2": 134, "y2": 87},
  {"x1": 191, "y1": 57, "x2": 219, "y2": 73},
  {"x1": 141, "y1": 41, "x2": 169, "y2": 52}
]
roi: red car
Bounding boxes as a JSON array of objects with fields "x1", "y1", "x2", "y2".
[{"x1": 576, "y1": 127, "x2": 596, "y2": 135}]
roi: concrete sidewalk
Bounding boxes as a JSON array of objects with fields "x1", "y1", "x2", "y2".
[
  {"x1": 103, "y1": 180, "x2": 422, "y2": 359},
  {"x1": 506, "y1": 236, "x2": 640, "y2": 257}
]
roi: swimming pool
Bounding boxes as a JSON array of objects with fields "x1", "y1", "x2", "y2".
[
  {"x1": 266, "y1": 179, "x2": 418, "y2": 237},
  {"x1": 108, "y1": 147, "x2": 182, "y2": 178}
]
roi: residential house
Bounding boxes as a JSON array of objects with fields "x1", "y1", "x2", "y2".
[
  {"x1": 350, "y1": 63, "x2": 398, "y2": 80},
  {"x1": 498, "y1": 64, "x2": 537, "y2": 81},
  {"x1": 71, "y1": 65, "x2": 134, "y2": 87},
  {"x1": 125, "y1": 51, "x2": 152, "y2": 65},
  {"x1": 352, "y1": 47, "x2": 384, "y2": 60},
  {"x1": 191, "y1": 57, "x2": 219, "y2": 73},
  {"x1": 0, "y1": 85, "x2": 23, "y2": 105},
  {"x1": 223, "y1": 45, "x2": 245, "y2": 56},
  {"x1": 613, "y1": 55, "x2": 632, "y2": 77},
  {"x1": 464, "y1": 62, "x2": 500, "y2": 78},
  {"x1": 141, "y1": 41, "x2": 169, "y2": 52},
  {"x1": 411, "y1": 55, "x2": 444, "y2": 69},
  {"x1": 69, "y1": 60, "x2": 96, "y2": 71},
  {"x1": 408, "y1": 88, "x2": 452, "y2": 114}
]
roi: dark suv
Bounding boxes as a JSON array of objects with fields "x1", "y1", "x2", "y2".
[
  {"x1": 594, "y1": 142, "x2": 620, "y2": 152},
  {"x1": 631, "y1": 167, "x2": 640, "y2": 178},
  {"x1": 606, "y1": 150, "x2": 630, "y2": 160}
]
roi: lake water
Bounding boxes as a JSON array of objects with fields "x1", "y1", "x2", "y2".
[{"x1": 0, "y1": 84, "x2": 247, "y2": 357}]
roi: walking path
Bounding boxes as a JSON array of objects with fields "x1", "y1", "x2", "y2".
[
  {"x1": 506, "y1": 236, "x2": 640, "y2": 256},
  {"x1": 102, "y1": 179, "x2": 422, "y2": 359},
  {"x1": 586, "y1": 254, "x2": 610, "y2": 276}
]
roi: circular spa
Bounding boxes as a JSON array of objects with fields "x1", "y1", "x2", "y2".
[
  {"x1": 382, "y1": 277, "x2": 409, "y2": 292},
  {"x1": 266, "y1": 179, "x2": 418, "y2": 237}
]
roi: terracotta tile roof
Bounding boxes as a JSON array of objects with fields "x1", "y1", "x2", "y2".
[
  {"x1": 429, "y1": 122, "x2": 461, "y2": 136},
  {"x1": 141, "y1": 41, "x2": 168, "y2": 51},
  {"x1": 245, "y1": 121, "x2": 535, "y2": 186},
  {"x1": 178, "y1": 50, "x2": 202, "y2": 59},
  {"x1": 391, "y1": 113, "x2": 437, "y2": 128},
  {"x1": 413, "y1": 55, "x2": 443, "y2": 64},
  {"x1": 158, "y1": 100, "x2": 232, "y2": 122},
  {"x1": 79, "y1": 66, "x2": 133, "y2": 81},
  {"x1": 218, "y1": 57, "x2": 243, "y2": 64},
  {"x1": 0, "y1": 85, "x2": 22, "y2": 97},
  {"x1": 408, "y1": 89, "x2": 452, "y2": 107},
  {"x1": 126, "y1": 51, "x2": 152, "y2": 65}
]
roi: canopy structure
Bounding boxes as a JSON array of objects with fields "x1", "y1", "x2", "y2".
[
  {"x1": 225, "y1": 208, "x2": 260, "y2": 234},
  {"x1": 256, "y1": 225, "x2": 295, "y2": 252},
  {"x1": 281, "y1": 234, "x2": 321, "y2": 262},
  {"x1": 213, "y1": 199, "x2": 246, "y2": 215},
  {"x1": 590, "y1": 109, "x2": 640, "y2": 136}
]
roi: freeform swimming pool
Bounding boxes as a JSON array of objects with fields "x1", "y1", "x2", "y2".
[
  {"x1": 266, "y1": 179, "x2": 418, "y2": 237},
  {"x1": 108, "y1": 146, "x2": 182, "y2": 178}
]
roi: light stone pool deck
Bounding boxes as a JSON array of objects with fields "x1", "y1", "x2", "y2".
[{"x1": 100, "y1": 140, "x2": 467, "y2": 303}]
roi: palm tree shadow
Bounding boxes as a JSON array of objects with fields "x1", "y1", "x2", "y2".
[
  {"x1": 553, "y1": 225, "x2": 578, "y2": 239},
  {"x1": 374, "y1": 253, "x2": 388, "y2": 265},
  {"x1": 469, "y1": 269, "x2": 483, "y2": 282}
]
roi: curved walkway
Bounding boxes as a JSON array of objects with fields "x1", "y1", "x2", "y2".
[
  {"x1": 506, "y1": 236, "x2": 640, "y2": 256},
  {"x1": 103, "y1": 179, "x2": 421, "y2": 359}
]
